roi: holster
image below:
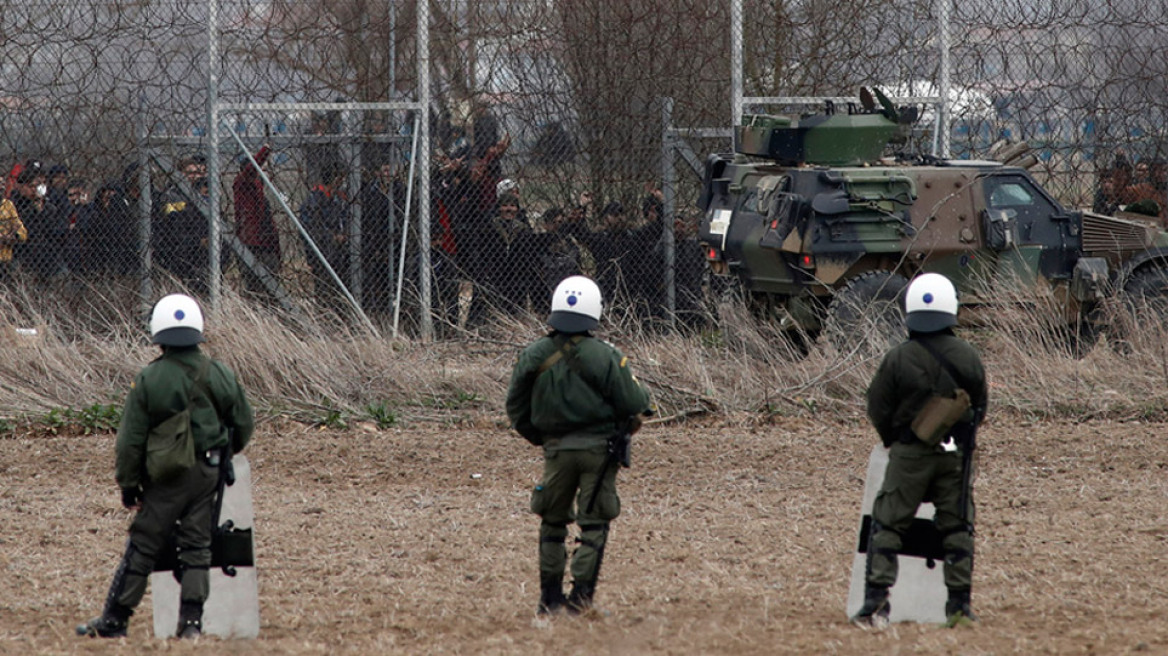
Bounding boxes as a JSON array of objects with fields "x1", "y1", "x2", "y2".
[
  {"x1": 910, "y1": 389, "x2": 971, "y2": 446},
  {"x1": 608, "y1": 431, "x2": 631, "y2": 469}
]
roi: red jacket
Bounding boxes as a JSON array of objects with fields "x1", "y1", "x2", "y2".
[{"x1": 232, "y1": 146, "x2": 279, "y2": 249}]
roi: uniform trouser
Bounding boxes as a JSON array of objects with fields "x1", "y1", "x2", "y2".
[
  {"x1": 531, "y1": 448, "x2": 621, "y2": 586},
  {"x1": 868, "y1": 442, "x2": 974, "y2": 592},
  {"x1": 110, "y1": 460, "x2": 219, "y2": 611}
]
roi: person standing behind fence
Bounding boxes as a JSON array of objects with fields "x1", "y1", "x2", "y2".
[
  {"x1": 60, "y1": 176, "x2": 88, "y2": 274},
  {"x1": 537, "y1": 206, "x2": 595, "y2": 300},
  {"x1": 232, "y1": 144, "x2": 281, "y2": 300},
  {"x1": 673, "y1": 210, "x2": 707, "y2": 330},
  {"x1": 628, "y1": 187, "x2": 667, "y2": 319},
  {"x1": 76, "y1": 293, "x2": 254, "y2": 640},
  {"x1": 300, "y1": 160, "x2": 351, "y2": 314},
  {"x1": 156, "y1": 176, "x2": 211, "y2": 296},
  {"x1": 586, "y1": 202, "x2": 634, "y2": 303},
  {"x1": 429, "y1": 153, "x2": 466, "y2": 336},
  {"x1": 304, "y1": 109, "x2": 343, "y2": 190},
  {"x1": 11, "y1": 159, "x2": 68, "y2": 279},
  {"x1": 465, "y1": 101, "x2": 509, "y2": 223},
  {"x1": 473, "y1": 192, "x2": 536, "y2": 320},
  {"x1": 0, "y1": 193, "x2": 28, "y2": 282},
  {"x1": 160, "y1": 157, "x2": 204, "y2": 208},
  {"x1": 506, "y1": 275, "x2": 652, "y2": 616},
  {"x1": 359, "y1": 159, "x2": 406, "y2": 314},
  {"x1": 81, "y1": 182, "x2": 138, "y2": 276},
  {"x1": 47, "y1": 164, "x2": 70, "y2": 210}
]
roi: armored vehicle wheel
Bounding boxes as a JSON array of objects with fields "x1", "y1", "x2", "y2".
[
  {"x1": 1114, "y1": 266, "x2": 1168, "y2": 351},
  {"x1": 714, "y1": 280, "x2": 814, "y2": 360},
  {"x1": 824, "y1": 271, "x2": 909, "y2": 358},
  {"x1": 1123, "y1": 266, "x2": 1168, "y2": 320},
  {"x1": 1047, "y1": 319, "x2": 1100, "y2": 359}
]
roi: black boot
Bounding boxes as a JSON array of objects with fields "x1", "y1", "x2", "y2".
[
  {"x1": 945, "y1": 589, "x2": 977, "y2": 626},
  {"x1": 566, "y1": 580, "x2": 596, "y2": 615},
  {"x1": 176, "y1": 602, "x2": 203, "y2": 639},
  {"x1": 75, "y1": 604, "x2": 131, "y2": 638},
  {"x1": 78, "y1": 539, "x2": 142, "y2": 638},
  {"x1": 850, "y1": 585, "x2": 891, "y2": 628},
  {"x1": 537, "y1": 581, "x2": 568, "y2": 615}
]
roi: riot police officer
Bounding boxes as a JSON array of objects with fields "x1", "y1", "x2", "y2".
[
  {"x1": 77, "y1": 294, "x2": 254, "y2": 639},
  {"x1": 505, "y1": 275, "x2": 652, "y2": 615},
  {"x1": 853, "y1": 273, "x2": 988, "y2": 627}
]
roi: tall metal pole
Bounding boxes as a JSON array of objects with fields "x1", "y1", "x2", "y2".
[
  {"x1": 389, "y1": 1, "x2": 397, "y2": 96},
  {"x1": 393, "y1": 113, "x2": 422, "y2": 337},
  {"x1": 136, "y1": 94, "x2": 153, "y2": 316},
  {"x1": 345, "y1": 112, "x2": 363, "y2": 307},
  {"x1": 661, "y1": 97, "x2": 676, "y2": 329},
  {"x1": 937, "y1": 0, "x2": 952, "y2": 158},
  {"x1": 418, "y1": 0, "x2": 433, "y2": 341},
  {"x1": 731, "y1": 0, "x2": 743, "y2": 129},
  {"x1": 207, "y1": 0, "x2": 223, "y2": 309}
]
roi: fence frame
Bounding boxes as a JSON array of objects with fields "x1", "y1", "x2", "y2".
[{"x1": 174, "y1": 0, "x2": 958, "y2": 337}]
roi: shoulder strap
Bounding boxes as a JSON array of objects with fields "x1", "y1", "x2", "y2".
[
  {"x1": 538, "y1": 334, "x2": 615, "y2": 406},
  {"x1": 180, "y1": 356, "x2": 226, "y2": 420},
  {"x1": 913, "y1": 337, "x2": 968, "y2": 395},
  {"x1": 537, "y1": 334, "x2": 585, "y2": 375}
]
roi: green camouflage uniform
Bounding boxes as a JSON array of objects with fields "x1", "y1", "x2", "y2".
[
  {"x1": 506, "y1": 332, "x2": 650, "y2": 604},
  {"x1": 108, "y1": 345, "x2": 254, "y2": 620},
  {"x1": 865, "y1": 330, "x2": 987, "y2": 595}
]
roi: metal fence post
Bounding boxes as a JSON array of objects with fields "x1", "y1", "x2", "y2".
[
  {"x1": 345, "y1": 112, "x2": 364, "y2": 308},
  {"x1": 137, "y1": 95, "x2": 153, "y2": 317},
  {"x1": 731, "y1": 0, "x2": 743, "y2": 129},
  {"x1": 207, "y1": 0, "x2": 222, "y2": 310},
  {"x1": 418, "y1": 0, "x2": 433, "y2": 342},
  {"x1": 661, "y1": 96, "x2": 677, "y2": 329},
  {"x1": 393, "y1": 113, "x2": 422, "y2": 338},
  {"x1": 938, "y1": 0, "x2": 952, "y2": 158}
]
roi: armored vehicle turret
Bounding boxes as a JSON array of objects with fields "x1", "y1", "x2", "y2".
[{"x1": 697, "y1": 88, "x2": 1168, "y2": 355}]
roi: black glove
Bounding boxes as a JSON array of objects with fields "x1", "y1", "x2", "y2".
[
  {"x1": 629, "y1": 415, "x2": 644, "y2": 435},
  {"x1": 515, "y1": 421, "x2": 542, "y2": 446},
  {"x1": 121, "y1": 486, "x2": 142, "y2": 509}
]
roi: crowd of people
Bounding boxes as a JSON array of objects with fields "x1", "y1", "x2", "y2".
[
  {"x1": 1092, "y1": 153, "x2": 1168, "y2": 222},
  {"x1": 426, "y1": 105, "x2": 706, "y2": 332},
  {"x1": 0, "y1": 155, "x2": 211, "y2": 289},
  {"x1": 0, "y1": 159, "x2": 137, "y2": 283},
  {"x1": 1, "y1": 106, "x2": 709, "y2": 334}
]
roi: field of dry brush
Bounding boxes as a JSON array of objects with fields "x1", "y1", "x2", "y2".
[
  {"x1": 5, "y1": 410, "x2": 1168, "y2": 655},
  {"x1": 3, "y1": 287, "x2": 1168, "y2": 653}
]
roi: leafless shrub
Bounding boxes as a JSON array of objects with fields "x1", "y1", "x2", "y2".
[{"x1": 2, "y1": 275, "x2": 1168, "y2": 428}]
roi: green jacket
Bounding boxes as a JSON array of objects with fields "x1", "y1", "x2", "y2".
[
  {"x1": 116, "y1": 346, "x2": 255, "y2": 489},
  {"x1": 866, "y1": 330, "x2": 988, "y2": 447},
  {"x1": 506, "y1": 332, "x2": 651, "y2": 450}
]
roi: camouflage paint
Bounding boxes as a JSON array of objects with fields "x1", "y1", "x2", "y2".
[{"x1": 697, "y1": 104, "x2": 1168, "y2": 339}]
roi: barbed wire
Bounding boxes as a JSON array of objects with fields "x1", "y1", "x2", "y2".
[{"x1": 1, "y1": 0, "x2": 1165, "y2": 338}]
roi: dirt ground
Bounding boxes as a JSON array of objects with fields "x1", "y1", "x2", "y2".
[{"x1": 3, "y1": 413, "x2": 1168, "y2": 655}]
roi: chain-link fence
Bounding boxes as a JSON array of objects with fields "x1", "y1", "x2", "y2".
[{"x1": 2, "y1": 0, "x2": 1167, "y2": 339}]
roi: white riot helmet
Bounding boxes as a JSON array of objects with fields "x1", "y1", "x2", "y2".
[
  {"x1": 150, "y1": 294, "x2": 205, "y2": 347},
  {"x1": 496, "y1": 178, "x2": 518, "y2": 195},
  {"x1": 548, "y1": 276, "x2": 603, "y2": 333},
  {"x1": 904, "y1": 273, "x2": 958, "y2": 333}
]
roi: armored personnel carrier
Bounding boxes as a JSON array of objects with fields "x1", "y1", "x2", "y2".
[{"x1": 697, "y1": 89, "x2": 1168, "y2": 355}]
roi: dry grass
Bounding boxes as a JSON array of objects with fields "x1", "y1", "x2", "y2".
[
  {"x1": 1, "y1": 280, "x2": 1168, "y2": 430},
  {"x1": 3, "y1": 284, "x2": 1168, "y2": 653},
  {"x1": 5, "y1": 416, "x2": 1168, "y2": 654}
]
